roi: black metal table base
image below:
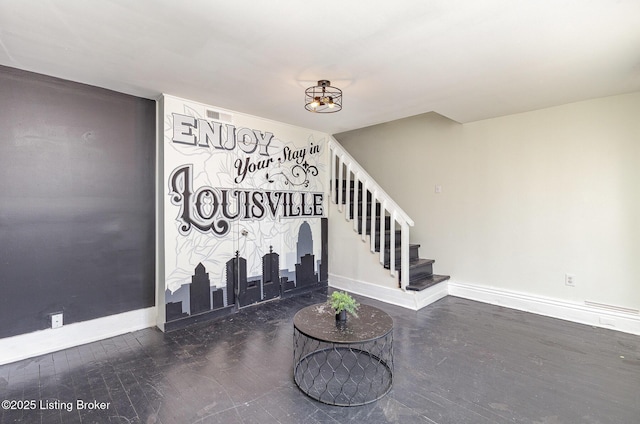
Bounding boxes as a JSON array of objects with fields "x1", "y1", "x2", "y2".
[{"x1": 293, "y1": 327, "x2": 393, "y2": 406}]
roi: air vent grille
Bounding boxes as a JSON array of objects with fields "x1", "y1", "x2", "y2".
[{"x1": 205, "y1": 108, "x2": 233, "y2": 123}]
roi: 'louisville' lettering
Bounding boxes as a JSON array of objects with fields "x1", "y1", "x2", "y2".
[{"x1": 169, "y1": 165, "x2": 324, "y2": 236}]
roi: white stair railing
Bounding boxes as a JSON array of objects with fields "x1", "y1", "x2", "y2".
[{"x1": 328, "y1": 137, "x2": 414, "y2": 290}]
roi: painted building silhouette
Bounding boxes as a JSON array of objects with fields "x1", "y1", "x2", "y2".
[
  {"x1": 262, "y1": 246, "x2": 280, "y2": 301},
  {"x1": 165, "y1": 218, "x2": 328, "y2": 324},
  {"x1": 190, "y1": 263, "x2": 211, "y2": 315}
]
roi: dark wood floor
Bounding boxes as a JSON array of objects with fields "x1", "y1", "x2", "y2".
[{"x1": 1, "y1": 289, "x2": 639, "y2": 423}]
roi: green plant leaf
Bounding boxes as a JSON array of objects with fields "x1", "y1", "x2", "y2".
[{"x1": 328, "y1": 291, "x2": 360, "y2": 317}]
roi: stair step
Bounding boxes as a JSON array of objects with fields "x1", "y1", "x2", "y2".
[
  {"x1": 355, "y1": 213, "x2": 391, "y2": 228},
  {"x1": 354, "y1": 208, "x2": 385, "y2": 235},
  {"x1": 400, "y1": 258, "x2": 435, "y2": 282},
  {"x1": 336, "y1": 179, "x2": 364, "y2": 190},
  {"x1": 383, "y1": 244, "x2": 421, "y2": 267},
  {"x1": 350, "y1": 202, "x2": 382, "y2": 222},
  {"x1": 343, "y1": 189, "x2": 372, "y2": 202},
  {"x1": 337, "y1": 180, "x2": 371, "y2": 203},
  {"x1": 338, "y1": 180, "x2": 367, "y2": 194},
  {"x1": 375, "y1": 229, "x2": 403, "y2": 249},
  {"x1": 384, "y1": 258, "x2": 435, "y2": 278},
  {"x1": 406, "y1": 274, "x2": 450, "y2": 291}
]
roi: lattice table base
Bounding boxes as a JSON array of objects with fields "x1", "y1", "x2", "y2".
[{"x1": 293, "y1": 321, "x2": 393, "y2": 406}]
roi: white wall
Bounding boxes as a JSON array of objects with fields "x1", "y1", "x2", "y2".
[
  {"x1": 334, "y1": 92, "x2": 640, "y2": 314},
  {"x1": 327, "y1": 198, "x2": 398, "y2": 289}
]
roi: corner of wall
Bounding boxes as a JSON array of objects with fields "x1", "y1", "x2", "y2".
[{"x1": 156, "y1": 95, "x2": 166, "y2": 331}]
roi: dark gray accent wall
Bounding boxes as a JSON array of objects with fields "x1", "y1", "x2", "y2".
[{"x1": 0, "y1": 65, "x2": 155, "y2": 339}]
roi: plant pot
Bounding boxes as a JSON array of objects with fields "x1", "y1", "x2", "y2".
[{"x1": 336, "y1": 310, "x2": 347, "y2": 322}]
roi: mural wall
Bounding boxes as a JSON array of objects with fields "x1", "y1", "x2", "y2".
[{"x1": 161, "y1": 95, "x2": 328, "y2": 329}]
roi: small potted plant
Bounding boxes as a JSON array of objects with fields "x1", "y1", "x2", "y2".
[{"x1": 329, "y1": 291, "x2": 360, "y2": 322}]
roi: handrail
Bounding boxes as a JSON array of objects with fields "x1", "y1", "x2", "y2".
[{"x1": 328, "y1": 137, "x2": 414, "y2": 290}]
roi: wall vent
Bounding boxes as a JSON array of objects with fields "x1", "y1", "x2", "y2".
[
  {"x1": 584, "y1": 301, "x2": 639, "y2": 315},
  {"x1": 205, "y1": 108, "x2": 233, "y2": 123}
]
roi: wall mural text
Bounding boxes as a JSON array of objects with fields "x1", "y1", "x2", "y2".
[
  {"x1": 169, "y1": 165, "x2": 324, "y2": 236},
  {"x1": 172, "y1": 113, "x2": 274, "y2": 155},
  {"x1": 172, "y1": 113, "x2": 321, "y2": 186}
]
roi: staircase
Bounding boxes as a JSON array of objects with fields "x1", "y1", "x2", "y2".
[
  {"x1": 329, "y1": 138, "x2": 449, "y2": 292},
  {"x1": 338, "y1": 179, "x2": 450, "y2": 291}
]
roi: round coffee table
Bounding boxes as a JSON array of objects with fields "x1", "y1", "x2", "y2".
[{"x1": 293, "y1": 303, "x2": 394, "y2": 406}]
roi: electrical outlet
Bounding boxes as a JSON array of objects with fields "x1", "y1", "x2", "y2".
[
  {"x1": 51, "y1": 312, "x2": 63, "y2": 329},
  {"x1": 565, "y1": 273, "x2": 576, "y2": 287},
  {"x1": 435, "y1": 185, "x2": 442, "y2": 194}
]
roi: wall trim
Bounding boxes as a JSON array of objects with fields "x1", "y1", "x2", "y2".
[
  {"x1": 329, "y1": 274, "x2": 640, "y2": 336},
  {"x1": 0, "y1": 308, "x2": 157, "y2": 365},
  {"x1": 4, "y1": 280, "x2": 638, "y2": 365},
  {"x1": 329, "y1": 273, "x2": 448, "y2": 311},
  {"x1": 449, "y1": 281, "x2": 640, "y2": 336}
]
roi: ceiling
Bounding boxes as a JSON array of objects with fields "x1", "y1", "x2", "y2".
[{"x1": 1, "y1": 0, "x2": 639, "y2": 134}]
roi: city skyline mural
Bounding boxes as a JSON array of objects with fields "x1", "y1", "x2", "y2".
[
  {"x1": 161, "y1": 95, "x2": 328, "y2": 330},
  {"x1": 165, "y1": 220, "x2": 328, "y2": 322}
]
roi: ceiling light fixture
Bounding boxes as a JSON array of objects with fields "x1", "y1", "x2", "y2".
[{"x1": 305, "y1": 80, "x2": 342, "y2": 113}]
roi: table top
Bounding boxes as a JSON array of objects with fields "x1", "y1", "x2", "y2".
[{"x1": 293, "y1": 303, "x2": 393, "y2": 344}]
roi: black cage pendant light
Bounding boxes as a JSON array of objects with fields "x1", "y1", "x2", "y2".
[{"x1": 305, "y1": 80, "x2": 342, "y2": 113}]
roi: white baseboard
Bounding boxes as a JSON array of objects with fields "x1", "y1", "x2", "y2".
[
  {"x1": 329, "y1": 274, "x2": 640, "y2": 336},
  {"x1": 449, "y1": 281, "x2": 640, "y2": 336},
  {"x1": 0, "y1": 308, "x2": 157, "y2": 365},
  {"x1": 329, "y1": 273, "x2": 448, "y2": 311},
  {"x1": 4, "y1": 281, "x2": 636, "y2": 365}
]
